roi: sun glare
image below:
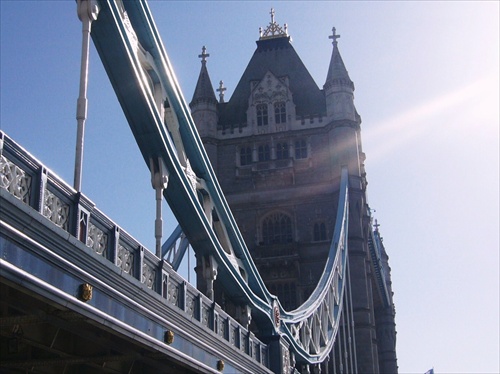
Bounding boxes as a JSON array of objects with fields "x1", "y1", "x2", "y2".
[{"x1": 363, "y1": 70, "x2": 499, "y2": 163}]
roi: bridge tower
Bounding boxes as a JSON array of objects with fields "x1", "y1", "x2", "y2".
[{"x1": 190, "y1": 11, "x2": 397, "y2": 373}]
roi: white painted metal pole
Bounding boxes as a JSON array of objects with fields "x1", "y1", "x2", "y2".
[
  {"x1": 155, "y1": 187, "x2": 163, "y2": 257},
  {"x1": 150, "y1": 157, "x2": 169, "y2": 258},
  {"x1": 74, "y1": 0, "x2": 99, "y2": 191}
]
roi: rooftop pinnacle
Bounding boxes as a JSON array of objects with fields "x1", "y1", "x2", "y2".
[{"x1": 259, "y1": 8, "x2": 288, "y2": 40}]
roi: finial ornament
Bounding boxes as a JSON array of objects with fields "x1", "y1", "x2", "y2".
[
  {"x1": 216, "y1": 80, "x2": 227, "y2": 103},
  {"x1": 374, "y1": 219, "x2": 380, "y2": 232},
  {"x1": 259, "y1": 8, "x2": 289, "y2": 40},
  {"x1": 198, "y1": 46, "x2": 210, "y2": 63},
  {"x1": 329, "y1": 27, "x2": 341, "y2": 45}
]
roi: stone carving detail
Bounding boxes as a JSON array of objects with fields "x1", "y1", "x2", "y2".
[
  {"x1": 253, "y1": 342, "x2": 260, "y2": 360},
  {"x1": 167, "y1": 279, "x2": 179, "y2": 306},
  {"x1": 43, "y1": 189, "x2": 69, "y2": 231},
  {"x1": 87, "y1": 222, "x2": 107, "y2": 256},
  {"x1": 142, "y1": 262, "x2": 155, "y2": 290},
  {"x1": 202, "y1": 305, "x2": 210, "y2": 327},
  {"x1": 230, "y1": 325, "x2": 237, "y2": 346},
  {"x1": 117, "y1": 244, "x2": 134, "y2": 275},
  {"x1": 241, "y1": 334, "x2": 247, "y2": 353},
  {"x1": 218, "y1": 317, "x2": 226, "y2": 339},
  {"x1": 252, "y1": 73, "x2": 289, "y2": 105},
  {"x1": 185, "y1": 293, "x2": 195, "y2": 317},
  {"x1": 0, "y1": 155, "x2": 32, "y2": 204}
]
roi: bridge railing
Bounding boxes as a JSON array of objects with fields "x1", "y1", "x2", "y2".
[{"x1": 0, "y1": 130, "x2": 269, "y2": 369}]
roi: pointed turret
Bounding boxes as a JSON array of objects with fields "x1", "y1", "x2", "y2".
[
  {"x1": 190, "y1": 46, "x2": 218, "y2": 167},
  {"x1": 325, "y1": 28, "x2": 361, "y2": 176},
  {"x1": 190, "y1": 46, "x2": 218, "y2": 107},
  {"x1": 324, "y1": 27, "x2": 356, "y2": 121}
]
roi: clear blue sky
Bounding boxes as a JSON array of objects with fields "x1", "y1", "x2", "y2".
[{"x1": 1, "y1": 1, "x2": 498, "y2": 373}]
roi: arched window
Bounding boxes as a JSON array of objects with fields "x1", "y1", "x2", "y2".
[
  {"x1": 257, "y1": 104, "x2": 268, "y2": 126},
  {"x1": 240, "y1": 147, "x2": 252, "y2": 166},
  {"x1": 313, "y1": 222, "x2": 327, "y2": 242},
  {"x1": 276, "y1": 142, "x2": 289, "y2": 160},
  {"x1": 258, "y1": 144, "x2": 270, "y2": 162},
  {"x1": 262, "y1": 212, "x2": 293, "y2": 245},
  {"x1": 294, "y1": 139, "x2": 307, "y2": 159},
  {"x1": 274, "y1": 102, "x2": 286, "y2": 124}
]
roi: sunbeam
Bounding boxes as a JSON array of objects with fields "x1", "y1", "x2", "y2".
[{"x1": 363, "y1": 71, "x2": 499, "y2": 163}]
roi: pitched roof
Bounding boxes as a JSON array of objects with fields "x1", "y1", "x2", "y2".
[{"x1": 218, "y1": 36, "x2": 326, "y2": 128}]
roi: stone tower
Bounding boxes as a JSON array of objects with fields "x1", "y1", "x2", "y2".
[{"x1": 189, "y1": 11, "x2": 397, "y2": 373}]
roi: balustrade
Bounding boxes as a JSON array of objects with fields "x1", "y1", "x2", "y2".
[{"x1": 0, "y1": 130, "x2": 268, "y2": 367}]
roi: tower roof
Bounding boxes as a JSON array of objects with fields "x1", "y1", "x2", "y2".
[
  {"x1": 324, "y1": 27, "x2": 354, "y2": 90},
  {"x1": 218, "y1": 11, "x2": 326, "y2": 128},
  {"x1": 190, "y1": 46, "x2": 217, "y2": 107}
]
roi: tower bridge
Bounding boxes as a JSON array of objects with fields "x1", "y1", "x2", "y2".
[{"x1": 0, "y1": 1, "x2": 397, "y2": 373}]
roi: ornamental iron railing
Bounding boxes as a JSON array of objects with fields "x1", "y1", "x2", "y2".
[{"x1": 0, "y1": 131, "x2": 268, "y2": 368}]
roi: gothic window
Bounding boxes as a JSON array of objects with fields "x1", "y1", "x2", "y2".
[
  {"x1": 274, "y1": 102, "x2": 286, "y2": 124},
  {"x1": 258, "y1": 144, "x2": 270, "y2": 162},
  {"x1": 313, "y1": 222, "x2": 327, "y2": 242},
  {"x1": 276, "y1": 142, "x2": 289, "y2": 160},
  {"x1": 294, "y1": 139, "x2": 308, "y2": 159},
  {"x1": 262, "y1": 212, "x2": 293, "y2": 245},
  {"x1": 257, "y1": 104, "x2": 268, "y2": 126},
  {"x1": 240, "y1": 147, "x2": 252, "y2": 166}
]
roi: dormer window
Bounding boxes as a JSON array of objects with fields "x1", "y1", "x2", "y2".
[
  {"x1": 257, "y1": 104, "x2": 269, "y2": 126},
  {"x1": 248, "y1": 72, "x2": 295, "y2": 132},
  {"x1": 274, "y1": 102, "x2": 286, "y2": 124}
]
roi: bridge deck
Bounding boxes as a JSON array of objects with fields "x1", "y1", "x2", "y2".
[{"x1": 0, "y1": 131, "x2": 271, "y2": 373}]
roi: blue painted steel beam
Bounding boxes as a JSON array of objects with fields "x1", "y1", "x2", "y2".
[
  {"x1": 88, "y1": 0, "x2": 351, "y2": 364},
  {"x1": 90, "y1": 0, "x2": 273, "y2": 319}
]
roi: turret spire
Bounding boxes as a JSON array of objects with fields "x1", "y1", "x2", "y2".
[
  {"x1": 190, "y1": 46, "x2": 217, "y2": 106},
  {"x1": 324, "y1": 26, "x2": 356, "y2": 121},
  {"x1": 324, "y1": 26, "x2": 353, "y2": 87}
]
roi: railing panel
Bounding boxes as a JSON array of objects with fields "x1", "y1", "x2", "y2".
[
  {"x1": 0, "y1": 154, "x2": 32, "y2": 205},
  {"x1": 0, "y1": 130, "x2": 270, "y2": 371}
]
